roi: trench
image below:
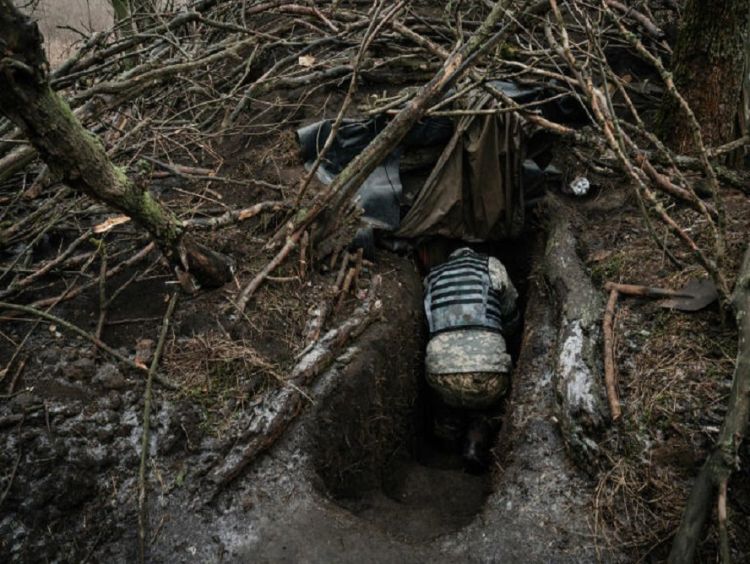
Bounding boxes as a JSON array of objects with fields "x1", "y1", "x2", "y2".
[{"x1": 309, "y1": 233, "x2": 538, "y2": 543}]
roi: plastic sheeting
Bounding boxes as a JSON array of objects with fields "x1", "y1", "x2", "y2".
[
  {"x1": 396, "y1": 111, "x2": 524, "y2": 241},
  {"x1": 297, "y1": 116, "x2": 452, "y2": 230},
  {"x1": 296, "y1": 80, "x2": 579, "y2": 241}
]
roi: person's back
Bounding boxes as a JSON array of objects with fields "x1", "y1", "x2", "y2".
[{"x1": 423, "y1": 247, "x2": 519, "y2": 465}]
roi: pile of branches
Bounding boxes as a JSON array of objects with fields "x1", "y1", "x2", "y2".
[
  {"x1": 0, "y1": 1, "x2": 742, "y2": 300},
  {"x1": 1, "y1": 0, "x2": 745, "y2": 308},
  {"x1": 1, "y1": 0, "x2": 749, "y2": 560}
]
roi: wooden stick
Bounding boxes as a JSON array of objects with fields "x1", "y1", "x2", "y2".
[
  {"x1": 333, "y1": 251, "x2": 351, "y2": 290},
  {"x1": 235, "y1": 231, "x2": 300, "y2": 313},
  {"x1": 336, "y1": 267, "x2": 357, "y2": 312},
  {"x1": 137, "y1": 291, "x2": 179, "y2": 564},
  {"x1": 604, "y1": 281, "x2": 696, "y2": 300},
  {"x1": 184, "y1": 201, "x2": 287, "y2": 230},
  {"x1": 603, "y1": 287, "x2": 621, "y2": 421},
  {"x1": 718, "y1": 478, "x2": 730, "y2": 564},
  {"x1": 299, "y1": 230, "x2": 309, "y2": 280},
  {"x1": 304, "y1": 252, "x2": 352, "y2": 345},
  {"x1": 336, "y1": 248, "x2": 364, "y2": 312},
  {"x1": 95, "y1": 244, "x2": 108, "y2": 343}
]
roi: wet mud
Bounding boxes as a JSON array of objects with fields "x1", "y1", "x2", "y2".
[
  {"x1": 90, "y1": 245, "x2": 621, "y2": 563},
  {"x1": 2, "y1": 241, "x2": 622, "y2": 563}
]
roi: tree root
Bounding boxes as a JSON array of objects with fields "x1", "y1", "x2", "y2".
[
  {"x1": 543, "y1": 197, "x2": 608, "y2": 468},
  {"x1": 207, "y1": 276, "x2": 382, "y2": 496}
]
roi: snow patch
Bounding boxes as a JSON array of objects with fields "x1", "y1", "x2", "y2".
[{"x1": 558, "y1": 320, "x2": 596, "y2": 412}]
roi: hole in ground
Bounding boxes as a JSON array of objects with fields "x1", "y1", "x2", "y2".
[{"x1": 310, "y1": 235, "x2": 535, "y2": 543}]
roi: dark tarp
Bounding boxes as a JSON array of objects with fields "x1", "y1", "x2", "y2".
[
  {"x1": 297, "y1": 117, "x2": 453, "y2": 230},
  {"x1": 297, "y1": 80, "x2": 577, "y2": 241},
  {"x1": 396, "y1": 107, "x2": 524, "y2": 241}
]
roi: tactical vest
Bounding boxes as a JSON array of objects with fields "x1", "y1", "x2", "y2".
[{"x1": 424, "y1": 251, "x2": 504, "y2": 335}]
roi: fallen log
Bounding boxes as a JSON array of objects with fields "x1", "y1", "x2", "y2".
[
  {"x1": 669, "y1": 245, "x2": 750, "y2": 563},
  {"x1": 0, "y1": 1, "x2": 233, "y2": 288},
  {"x1": 543, "y1": 198, "x2": 608, "y2": 467}
]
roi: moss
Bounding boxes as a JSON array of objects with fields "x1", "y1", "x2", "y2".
[
  {"x1": 590, "y1": 254, "x2": 624, "y2": 286},
  {"x1": 498, "y1": 43, "x2": 519, "y2": 61}
]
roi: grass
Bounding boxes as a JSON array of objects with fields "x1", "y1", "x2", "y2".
[
  {"x1": 590, "y1": 252, "x2": 625, "y2": 285},
  {"x1": 577, "y1": 184, "x2": 750, "y2": 560},
  {"x1": 164, "y1": 332, "x2": 283, "y2": 436}
]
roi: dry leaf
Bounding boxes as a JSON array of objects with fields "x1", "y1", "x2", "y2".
[
  {"x1": 588, "y1": 249, "x2": 613, "y2": 263},
  {"x1": 93, "y1": 215, "x2": 131, "y2": 234},
  {"x1": 298, "y1": 55, "x2": 316, "y2": 67}
]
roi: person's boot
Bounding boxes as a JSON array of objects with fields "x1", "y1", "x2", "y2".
[
  {"x1": 432, "y1": 410, "x2": 463, "y2": 452},
  {"x1": 462, "y1": 417, "x2": 493, "y2": 472}
]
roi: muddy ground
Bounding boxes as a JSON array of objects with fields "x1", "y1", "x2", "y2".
[
  {"x1": 3, "y1": 183, "x2": 745, "y2": 564},
  {"x1": 2, "y1": 130, "x2": 750, "y2": 562},
  {"x1": 2, "y1": 24, "x2": 750, "y2": 562}
]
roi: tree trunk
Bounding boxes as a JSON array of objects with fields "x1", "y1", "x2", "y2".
[
  {"x1": 0, "y1": 0, "x2": 232, "y2": 288},
  {"x1": 658, "y1": 0, "x2": 750, "y2": 152}
]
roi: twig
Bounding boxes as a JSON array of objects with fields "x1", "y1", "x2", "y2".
[
  {"x1": 718, "y1": 478, "x2": 730, "y2": 564},
  {"x1": 708, "y1": 135, "x2": 750, "y2": 158},
  {"x1": 138, "y1": 290, "x2": 179, "y2": 564},
  {"x1": 95, "y1": 243, "x2": 108, "y2": 342},
  {"x1": 234, "y1": 230, "x2": 300, "y2": 313},
  {"x1": 184, "y1": 201, "x2": 288, "y2": 230},
  {"x1": 602, "y1": 287, "x2": 621, "y2": 421},
  {"x1": 604, "y1": 0, "x2": 664, "y2": 39},
  {"x1": 335, "y1": 247, "x2": 363, "y2": 312},
  {"x1": 5, "y1": 356, "x2": 27, "y2": 395},
  {"x1": 0, "y1": 442, "x2": 22, "y2": 511},
  {"x1": 299, "y1": 230, "x2": 309, "y2": 280}
]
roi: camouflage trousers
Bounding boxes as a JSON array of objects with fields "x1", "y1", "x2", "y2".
[{"x1": 426, "y1": 371, "x2": 509, "y2": 409}]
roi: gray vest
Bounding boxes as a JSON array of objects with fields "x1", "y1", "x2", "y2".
[{"x1": 424, "y1": 251, "x2": 504, "y2": 335}]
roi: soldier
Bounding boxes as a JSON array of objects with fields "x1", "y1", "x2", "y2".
[{"x1": 423, "y1": 247, "x2": 519, "y2": 468}]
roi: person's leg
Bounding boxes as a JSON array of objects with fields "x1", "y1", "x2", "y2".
[{"x1": 429, "y1": 389, "x2": 466, "y2": 451}]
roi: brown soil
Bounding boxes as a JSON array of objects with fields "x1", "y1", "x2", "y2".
[
  {"x1": 573, "y1": 180, "x2": 750, "y2": 560},
  {"x1": 1, "y1": 16, "x2": 749, "y2": 560}
]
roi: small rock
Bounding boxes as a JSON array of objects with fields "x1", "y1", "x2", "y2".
[
  {"x1": 62, "y1": 357, "x2": 96, "y2": 381},
  {"x1": 93, "y1": 364, "x2": 127, "y2": 390},
  {"x1": 10, "y1": 391, "x2": 39, "y2": 412},
  {"x1": 107, "y1": 390, "x2": 123, "y2": 410}
]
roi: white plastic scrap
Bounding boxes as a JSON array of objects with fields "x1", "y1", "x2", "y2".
[{"x1": 569, "y1": 176, "x2": 590, "y2": 196}]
